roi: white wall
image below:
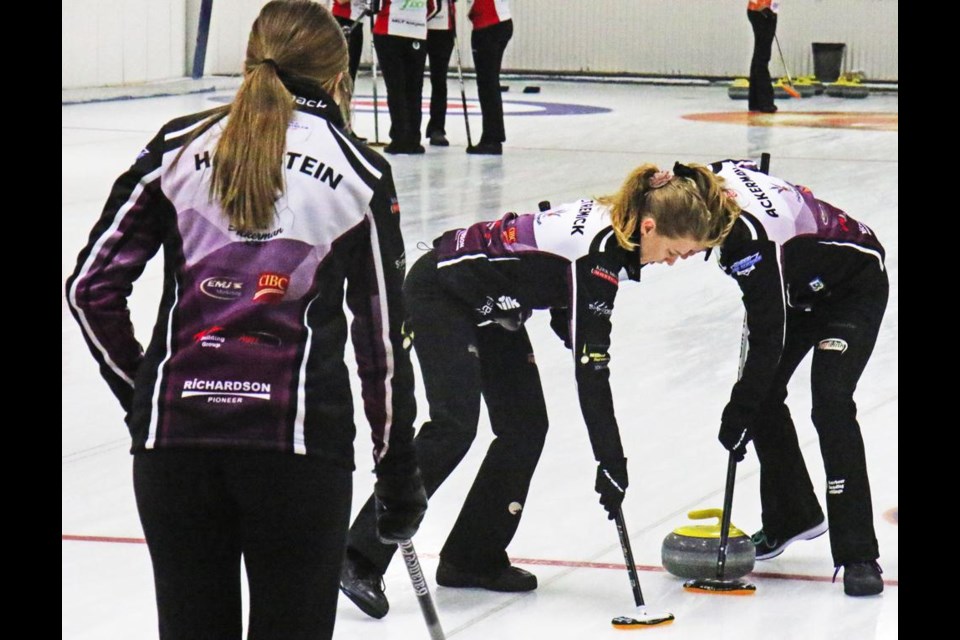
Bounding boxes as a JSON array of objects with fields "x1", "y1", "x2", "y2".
[
  {"x1": 503, "y1": 0, "x2": 898, "y2": 81},
  {"x1": 62, "y1": 0, "x2": 187, "y2": 88},
  {"x1": 63, "y1": 0, "x2": 898, "y2": 89}
]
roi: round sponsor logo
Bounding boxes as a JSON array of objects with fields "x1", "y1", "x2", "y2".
[{"x1": 200, "y1": 277, "x2": 244, "y2": 300}]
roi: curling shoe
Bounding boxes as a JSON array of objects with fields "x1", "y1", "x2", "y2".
[
  {"x1": 428, "y1": 131, "x2": 450, "y2": 147},
  {"x1": 838, "y1": 561, "x2": 884, "y2": 597},
  {"x1": 466, "y1": 142, "x2": 502, "y2": 155},
  {"x1": 340, "y1": 554, "x2": 389, "y2": 619},
  {"x1": 752, "y1": 517, "x2": 828, "y2": 560},
  {"x1": 436, "y1": 561, "x2": 537, "y2": 592}
]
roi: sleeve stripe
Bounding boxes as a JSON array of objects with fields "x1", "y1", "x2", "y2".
[
  {"x1": 164, "y1": 118, "x2": 211, "y2": 141},
  {"x1": 740, "y1": 214, "x2": 759, "y2": 241},
  {"x1": 367, "y1": 207, "x2": 396, "y2": 463},
  {"x1": 773, "y1": 243, "x2": 787, "y2": 352},
  {"x1": 817, "y1": 241, "x2": 885, "y2": 271},
  {"x1": 328, "y1": 123, "x2": 383, "y2": 182},
  {"x1": 292, "y1": 293, "x2": 322, "y2": 455},
  {"x1": 437, "y1": 252, "x2": 488, "y2": 267},
  {"x1": 66, "y1": 166, "x2": 163, "y2": 388},
  {"x1": 597, "y1": 228, "x2": 615, "y2": 252},
  {"x1": 568, "y1": 262, "x2": 579, "y2": 365},
  {"x1": 144, "y1": 275, "x2": 181, "y2": 449}
]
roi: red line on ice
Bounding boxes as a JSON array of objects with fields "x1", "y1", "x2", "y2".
[{"x1": 60, "y1": 535, "x2": 898, "y2": 587}]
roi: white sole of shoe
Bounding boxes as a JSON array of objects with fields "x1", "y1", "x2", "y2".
[{"x1": 756, "y1": 520, "x2": 829, "y2": 560}]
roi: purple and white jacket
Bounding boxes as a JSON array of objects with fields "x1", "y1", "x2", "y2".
[
  {"x1": 712, "y1": 158, "x2": 886, "y2": 411},
  {"x1": 66, "y1": 89, "x2": 416, "y2": 471}
]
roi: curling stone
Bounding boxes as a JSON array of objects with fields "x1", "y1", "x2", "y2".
[
  {"x1": 727, "y1": 78, "x2": 750, "y2": 100},
  {"x1": 522, "y1": 86, "x2": 541, "y2": 94},
  {"x1": 796, "y1": 75, "x2": 825, "y2": 95},
  {"x1": 661, "y1": 508, "x2": 755, "y2": 579},
  {"x1": 825, "y1": 73, "x2": 869, "y2": 99}
]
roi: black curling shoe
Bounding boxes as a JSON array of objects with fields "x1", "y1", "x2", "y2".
[
  {"x1": 436, "y1": 561, "x2": 537, "y2": 592},
  {"x1": 840, "y1": 561, "x2": 884, "y2": 597},
  {"x1": 466, "y1": 142, "x2": 503, "y2": 155},
  {"x1": 340, "y1": 555, "x2": 389, "y2": 619},
  {"x1": 428, "y1": 132, "x2": 449, "y2": 146}
]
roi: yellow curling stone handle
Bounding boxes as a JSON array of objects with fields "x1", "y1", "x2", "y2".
[{"x1": 672, "y1": 508, "x2": 748, "y2": 539}]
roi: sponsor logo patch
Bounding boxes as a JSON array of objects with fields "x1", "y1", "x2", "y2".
[
  {"x1": 588, "y1": 300, "x2": 613, "y2": 316},
  {"x1": 194, "y1": 325, "x2": 226, "y2": 348},
  {"x1": 809, "y1": 277, "x2": 825, "y2": 292},
  {"x1": 579, "y1": 344, "x2": 610, "y2": 370},
  {"x1": 827, "y1": 478, "x2": 845, "y2": 495},
  {"x1": 254, "y1": 272, "x2": 290, "y2": 304},
  {"x1": 590, "y1": 266, "x2": 619, "y2": 286},
  {"x1": 181, "y1": 378, "x2": 272, "y2": 403},
  {"x1": 817, "y1": 338, "x2": 848, "y2": 353},
  {"x1": 501, "y1": 227, "x2": 517, "y2": 244},
  {"x1": 730, "y1": 252, "x2": 762, "y2": 276},
  {"x1": 294, "y1": 95, "x2": 328, "y2": 109},
  {"x1": 390, "y1": 197, "x2": 400, "y2": 215},
  {"x1": 200, "y1": 277, "x2": 244, "y2": 300}
]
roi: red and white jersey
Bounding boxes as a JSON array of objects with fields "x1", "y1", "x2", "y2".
[
  {"x1": 374, "y1": 0, "x2": 429, "y2": 39},
  {"x1": 330, "y1": 0, "x2": 367, "y2": 20},
  {"x1": 428, "y1": 0, "x2": 454, "y2": 31},
  {"x1": 468, "y1": 0, "x2": 510, "y2": 29},
  {"x1": 747, "y1": 0, "x2": 780, "y2": 13}
]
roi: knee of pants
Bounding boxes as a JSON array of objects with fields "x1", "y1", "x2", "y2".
[
  {"x1": 418, "y1": 410, "x2": 480, "y2": 456},
  {"x1": 810, "y1": 396, "x2": 858, "y2": 434}
]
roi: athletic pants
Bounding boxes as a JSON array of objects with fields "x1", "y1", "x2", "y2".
[
  {"x1": 347, "y1": 251, "x2": 549, "y2": 575},
  {"x1": 426, "y1": 29, "x2": 455, "y2": 137},
  {"x1": 134, "y1": 449, "x2": 352, "y2": 640},
  {"x1": 747, "y1": 9, "x2": 777, "y2": 111},
  {"x1": 470, "y1": 19, "x2": 513, "y2": 145},
  {"x1": 374, "y1": 34, "x2": 427, "y2": 147},
  {"x1": 753, "y1": 269, "x2": 888, "y2": 565}
]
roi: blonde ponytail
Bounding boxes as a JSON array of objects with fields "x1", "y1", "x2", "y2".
[
  {"x1": 185, "y1": 0, "x2": 349, "y2": 233},
  {"x1": 599, "y1": 162, "x2": 741, "y2": 249}
]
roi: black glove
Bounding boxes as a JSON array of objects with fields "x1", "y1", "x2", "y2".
[
  {"x1": 719, "y1": 402, "x2": 754, "y2": 462},
  {"x1": 760, "y1": 7, "x2": 776, "y2": 19},
  {"x1": 374, "y1": 469, "x2": 427, "y2": 544},
  {"x1": 595, "y1": 458, "x2": 628, "y2": 520},
  {"x1": 549, "y1": 308, "x2": 572, "y2": 349},
  {"x1": 492, "y1": 308, "x2": 532, "y2": 331}
]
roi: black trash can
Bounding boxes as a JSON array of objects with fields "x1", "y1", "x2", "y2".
[{"x1": 812, "y1": 42, "x2": 845, "y2": 82}]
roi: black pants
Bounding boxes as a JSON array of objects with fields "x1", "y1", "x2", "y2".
[
  {"x1": 426, "y1": 29, "x2": 455, "y2": 137},
  {"x1": 334, "y1": 15, "x2": 364, "y2": 84},
  {"x1": 374, "y1": 34, "x2": 427, "y2": 146},
  {"x1": 747, "y1": 10, "x2": 777, "y2": 111},
  {"x1": 347, "y1": 251, "x2": 549, "y2": 575},
  {"x1": 134, "y1": 450, "x2": 352, "y2": 640},
  {"x1": 471, "y1": 19, "x2": 513, "y2": 144},
  {"x1": 753, "y1": 271, "x2": 888, "y2": 565}
]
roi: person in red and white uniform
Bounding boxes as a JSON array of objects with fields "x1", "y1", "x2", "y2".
[
  {"x1": 466, "y1": 0, "x2": 512, "y2": 154},
  {"x1": 373, "y1": 0, "x2": 431, "y2": 154},
  {"x1": 424, "y1": 0, "x2": 455, "y2": 146},
  {"x1": 331, "y1": 0, "x2": 369, "y2": 83}
]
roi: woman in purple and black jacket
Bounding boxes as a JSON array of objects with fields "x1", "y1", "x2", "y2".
[
  {"x1": 709, "y1": 158, "x2": 888, "y2": 597},
  {"x1": 65, "y1": 3, "x2": 426, "y2": 638},
  {"x1": 339, "y1": 162, "x2": 738, "y2": 617}
]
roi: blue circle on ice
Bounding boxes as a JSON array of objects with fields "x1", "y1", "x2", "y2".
[{"x1": 208, "y1": 94, "x2": 611, "y2": 117}]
